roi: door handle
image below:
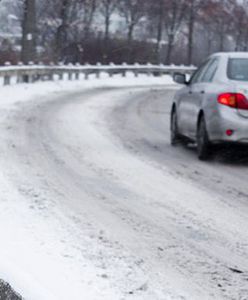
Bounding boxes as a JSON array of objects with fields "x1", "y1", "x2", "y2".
[
  {"x1": 189, "y1": 91, "x2": 193, "y2": 94},
  {"x1": 200, "y1": 90, "x2": 205, "y2": 94}
]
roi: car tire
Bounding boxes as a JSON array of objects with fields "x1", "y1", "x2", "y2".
[
  {"x1": 197, "y1": 116, "x2": 211, "y2": 160},
  {"x1": 170, "y1": 108, "x2": 181, "y2": 146}
]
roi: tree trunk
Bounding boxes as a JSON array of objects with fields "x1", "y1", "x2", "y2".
[
  {"x1": 219, "y1": 35, "x2": 224, "y2": 51},
  {"x1": 105, "y1": 15, "x2": 110, "y2": 40},
  {"x1": 55, "y1": 0, "x2": 69, "y2": 62},
  {"x1": 104, "y1": 2, "x2": 111, "y2": 41},
  {"x1": 187, "y1": 5, "x2": 194, "y2": 65},
  {"x1": 127, "y1": 24, "x2": 134, "y2": 44},
  {"x1": 21, "y1": 0, "x2": 36, "y2": 64},
  {"x1": 103, "y1": 13, "x2": 110, "y2": 63},
  {"x1": 165, "y1": 35, "x2": 174, "y2": 65},
  {"x1": 235, "y1": 29, "x2": 242, "y2": 52},
  {"x1": 207, "y1": 34, "x2": 212, "y2": 55},
  {"x1": 219, "y1": 25, "x2": 225, "y2": 52},
  {"x1": 83, "y1": 0, "x2": 96, "y2": 41},
  {"x1": 155, "y1": 0, "x2": 163, "y2": 64},
  {"x1": 127, "y1": 24, "x2": 134, "y2": 63}
]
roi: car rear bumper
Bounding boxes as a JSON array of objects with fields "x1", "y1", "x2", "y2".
[{"x1": 207, "y1": 106, "x2": 248, "y2": 143}]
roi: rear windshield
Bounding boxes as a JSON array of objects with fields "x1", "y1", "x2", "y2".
[{"x1": 227, "y1": 58, "x2": 248, "y2": 81}]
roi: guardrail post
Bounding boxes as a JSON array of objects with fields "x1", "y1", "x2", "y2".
[
  {"x1": 32, "y1": 74, "x2": 37, "y2": 83},
  {"x1": 49, "y1": 72, "x2": 54, "y2": 81},
  {"x1": 68, "y1": 63, "x2": 74, "y2": 80},
  {"x1": 58, "y1": 72, "x2": 63, "y2": 80},
  {"x1": 17, "y1": 74, "x2": 21, "y2": 84},
  {"x1": 75, "y1": 72, "x2": 79, "y2": 80},
  {"x1": 109, "y1": 63, "x2": 114, "y2": 77},
  {"x1": 58, "y1": 62, "x2": 64, "y2": 80},
  {"x1": 95, "y1": 70, "x2": 100, "y2": 79},
  {"x1": 75, "y1": 63, "x2": 80, "y2": 80},
  {"x1": 68, "y1": 71, "x2": 73, "y2": 80},
  {"x1": 36, "y1": 62, "x2": 43, "y2": 82},
  {"x1": 28, "y1": 61, "x2": 35, "y2": 81},
  {"x1": 49, "y1": 62, "x2": 55, "y2": 81},
  {"x1": 22, "y1": 73, "x2": 30, "y2": 83},
  {"x1": 96, "y1": 63, "x2": 101, "y2": 79},
  {"x1": 16, "y1": 62, "x2": 23, "y2": 83},
  {"x1": 134, "y1": 63, "x2": 139, "y2": 77},
  {"x1": 146, "y1": 63, "x2": 152, "y2": 76},
  {"x1": 4, "y1": 62, "x2": 11, "y2": 85},
  {"x1": 4, "y1": 74, "x2": 10, "y2": 85},
  {"x1": 159, "y1": 64, "x2": 165, "y2": 76},
  {"x1": 84, "y1": 63, "x2": 90, "y2": 80},
  {"x1": 122, "y1": 63, "x2": 127, "y2": 77},
  {"x1": 168, "y1": 64, "x2": 175, "y2": 77}
]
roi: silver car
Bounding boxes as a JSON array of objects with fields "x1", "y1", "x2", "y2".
[{"x1": 171, "y1": 52, "x2": 248, "y2": 160}]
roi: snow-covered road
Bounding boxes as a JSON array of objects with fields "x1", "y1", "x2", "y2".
[{"x1": 0, "y1": 81, "x2": 248, "y2": 299}]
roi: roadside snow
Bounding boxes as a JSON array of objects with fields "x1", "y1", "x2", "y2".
[
  {"x1": 0, "y1": 74, "x2": 176, "y2": 300},
  {"x1": 0, "y1": 72, "x2": 175, "y2": 108}
]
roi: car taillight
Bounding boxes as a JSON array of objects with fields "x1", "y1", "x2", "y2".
[{"x1": 218, "y1": 93, "x2": 248, "y2": 110}]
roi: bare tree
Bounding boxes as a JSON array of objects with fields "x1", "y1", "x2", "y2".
[
  {"x1": 209, "y1": 0, "x2": 232, "y2": 52},
  {"x1": 146, "y1": 0, "x2": 165, "y2": 63},
  {"x1": 164, "y1": 0, "x2": 186, "y2": 64},
  {"x1": 55, "y1": 0, "x2": 70, "y2": 61},
  {"x1": 100, "y1": 0, "x2": 116, "y2": 41},
  {"x1": 99, "y1": 0, "x2": 117, "y2": 62},
  {"x1": 13, "y1": 0, "x2": 248, "y2": 65},
  {"x1": 200, "y1": 13, "x2": 216, "y2": 56},
  {"x1": 21, "y1": 0, "x2": 37, "y2": 63},
  {"x1": 231, "y1": 0, "x2": 248, "y2": 51},
  {"x1": 186, "y1": 0, "x2": 205, "y2": 65},
  {"x1": 118, "y1": 0, "x2": 147, "y2": 43},
  {"x1": 64, "y1": 0, "x2": 98, "y2": 42},
  {"x1": 117, "y1": 0, "x2": 147, "y2": 62}
]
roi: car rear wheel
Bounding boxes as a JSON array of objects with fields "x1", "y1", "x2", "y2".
[
  {"x1": 170, "y1": 108, "x2": 181, "y2": 146},
  {"x1": 197, "y1": 116, "x2": 211, "y2": 160}
]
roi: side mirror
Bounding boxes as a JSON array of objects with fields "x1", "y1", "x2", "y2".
[{"x1": 173, "y1": 73, "x2": 188, "y2": 85}]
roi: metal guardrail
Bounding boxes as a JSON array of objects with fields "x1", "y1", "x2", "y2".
[{"x1": 0, "y1": 63, "x2": 197, "y2": 86}]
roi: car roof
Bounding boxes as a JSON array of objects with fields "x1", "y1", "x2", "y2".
[{"x1": 210, "y1": 52, "x2": 248, "y2": 59}]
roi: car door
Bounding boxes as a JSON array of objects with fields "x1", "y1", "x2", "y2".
[
  {"x1": 177, "y1": 61, "x2": 209, "y2": 138},
  {"x1": 187, "y1": 58, "x2": 219, "y2": 139}
]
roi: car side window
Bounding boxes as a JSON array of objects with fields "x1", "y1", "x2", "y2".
[
  {"x1": 189, "y1": 60, "x2": 210, "y2": 84},
  {"x1": 200, "y1": 58, "x2": 219, "y2": 83}
]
